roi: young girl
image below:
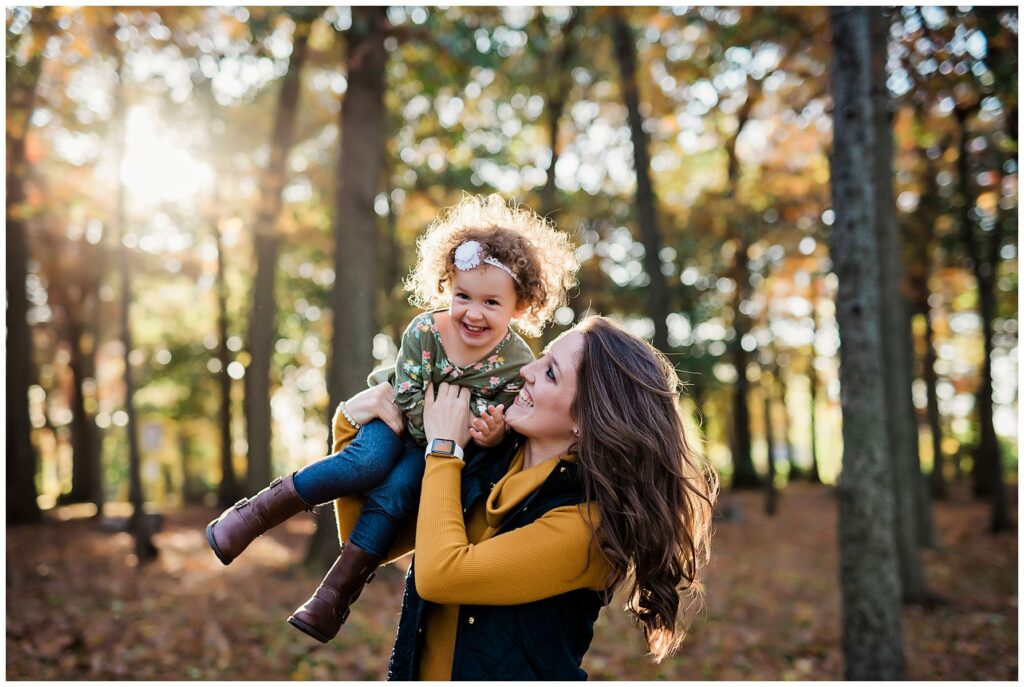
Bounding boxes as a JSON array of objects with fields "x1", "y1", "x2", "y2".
[{"x1": 205, "y1": 193, "x2": 579, "y2": 643}]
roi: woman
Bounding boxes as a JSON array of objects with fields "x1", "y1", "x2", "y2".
[{"x1": 325, "y1": 316, "x2": 717, "y2": 680}]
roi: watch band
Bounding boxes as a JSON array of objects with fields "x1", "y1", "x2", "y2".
[{"x1": 426, "y1": 438, "x2": 465, "y2": 461}]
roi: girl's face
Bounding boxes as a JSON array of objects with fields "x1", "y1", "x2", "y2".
[
  {"x1": 448, "y1": 266, "x2": 521, "y2": 354},
  {"x1": 504, "y1": 331, "x2": 583, "y2": 449}
]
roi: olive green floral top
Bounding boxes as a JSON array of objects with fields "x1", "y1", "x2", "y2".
[{"x1": 366, "y1": 311, "x2": 535, "y2": 445}]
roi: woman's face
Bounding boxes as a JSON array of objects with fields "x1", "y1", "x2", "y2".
[{"x1": 504, "y1": 331, "x2": 583, "y2": 447}]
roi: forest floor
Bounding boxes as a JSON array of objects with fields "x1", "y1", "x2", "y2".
[{"x1": 6, "y1": 481, "x2": 1017, "y2": 681}]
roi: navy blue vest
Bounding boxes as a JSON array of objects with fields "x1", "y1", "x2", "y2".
[{"x1": 386, "y1": 434, "x2": 607, "y2": 681}]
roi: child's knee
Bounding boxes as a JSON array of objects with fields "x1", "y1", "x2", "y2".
[{"x1": 354, "y1": 419, "x2": 403, "y2": 454}]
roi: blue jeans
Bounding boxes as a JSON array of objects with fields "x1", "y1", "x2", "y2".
[{"x1": 292, "y1": 420, "x2": 426, "y2": 559}]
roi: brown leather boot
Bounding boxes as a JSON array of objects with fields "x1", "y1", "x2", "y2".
[
  {"x1": 287, "y1": 541, "x2": 382, "y2": 643},
  {"x1": 205, "y1": 473, "x2": 312, "y2": 565}
]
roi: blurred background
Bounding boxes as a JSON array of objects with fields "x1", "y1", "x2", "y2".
[{"x1": 5, "y1": 5, "x2": 1018, "y2": 681}]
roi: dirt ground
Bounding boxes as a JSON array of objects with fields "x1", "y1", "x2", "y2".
[{"x1": 6, "y1": 482, "x2": 1017, "y2": 680}]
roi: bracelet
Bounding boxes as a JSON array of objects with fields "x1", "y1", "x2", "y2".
[{"x1": 338, "y1": 401, "x2": 361, "y2": 430}]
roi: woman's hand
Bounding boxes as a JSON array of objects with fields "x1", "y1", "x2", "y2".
[
  {"x1": 422, "y1": 382, "x2": 472, "y2": 449},
  {"x1": 470, "y1": 405, "x2": 506, "y2": 448},
  {"x1": 341, "y1": 383, "x2": 405, "y2": 436}
]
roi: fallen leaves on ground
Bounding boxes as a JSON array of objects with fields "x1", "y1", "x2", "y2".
[{"x1": 5, "y1": 482, "x2": 1016, "y2": 680}]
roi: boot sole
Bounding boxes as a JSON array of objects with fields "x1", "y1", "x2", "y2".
[
  {"x1": 205, "y1": 522, "x2": 234, "y2": 566},
  {"x1": 287, "y1": 616, "x2": 334, "y2": 644}
]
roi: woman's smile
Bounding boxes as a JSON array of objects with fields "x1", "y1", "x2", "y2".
[{"x1": 515, "y1": 387, "x2": 535, "y2": 408}]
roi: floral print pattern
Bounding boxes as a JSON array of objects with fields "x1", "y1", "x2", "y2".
[{"x1": 366, "y1": 310, "x2": 535, "y2": 445}]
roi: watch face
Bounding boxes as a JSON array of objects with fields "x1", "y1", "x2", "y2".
[{"x1": 432, "y1": 439, "x2": 455, "y2": 455}]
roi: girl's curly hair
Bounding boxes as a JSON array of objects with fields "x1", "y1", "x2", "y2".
[{"x1": 404, "y1": 193, "x2": 579, "y2": 337}]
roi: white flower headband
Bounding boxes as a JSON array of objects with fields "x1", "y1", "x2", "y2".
[{"x1": 453, "y1": 240, "x2": 520, "y2": 283}]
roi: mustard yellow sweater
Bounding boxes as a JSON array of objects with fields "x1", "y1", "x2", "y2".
[{"x1": 330, "y1": 408, "x2": 611, "y2": 680}]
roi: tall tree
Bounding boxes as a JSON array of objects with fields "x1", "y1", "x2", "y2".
[
  {"x1": 728, "y1": 231, "x2": 760, "y2": 488},
  {"x1": 310, "y1": 5, "x2": 389, "y2": 568},
  {"x1": 43, "y1": 227, "x2": 104, "y2": 512},
  {"x1": 213, "y1": 182, "x2": 239, "y2": 507},
  {"x1": 829, "y1": 7, "x2": 904, "y2": 679},
  {"x1": 869, "y1": 9, "x2": 934, "y2": 593},
  {"x1": 244, "y1": 11, "x2": 315, "y2": 494},
  {"x1": 609, "y1": 8, "x2": 671, "y2": 355},
  {"x1": 762, "y1": 369, "x2": 778, "y2": 516},
  {"x1": 197, "y1": 77, "x2": 242, "y2": 508},
  {"x1": 6, "y1": 8, "x2": 55, "y2": 523},
  {"x1": 108, "y1": 23, "x2": 155, "y2": 561},
  {"x1": 952, "y1": 101, "x2": 1010, "y2": 532},
  {"x1": 805, "y1": 281, "x2": 824, "y2": 484},
  {"x1": 533, "y1": 7, "x2": 582, "y2": 218}
]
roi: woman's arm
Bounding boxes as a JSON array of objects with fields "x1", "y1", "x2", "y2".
[
  {"x1": 414, "y1": 383, "x2": 611, "y2": 605},
  {"x1": 413, "y1": 456, "x2": 609, "y2": 605}
]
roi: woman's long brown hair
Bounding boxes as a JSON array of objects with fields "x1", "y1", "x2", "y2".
[{"x1": 571, "y1": 316, "x2": 718, "y2": 663}]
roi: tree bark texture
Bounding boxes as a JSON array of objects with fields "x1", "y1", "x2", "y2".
[
  {"x1": 610, "y1": 9, "x2": 671, "y2": 355},
  {"x1": 310, "y1": 6, "x2": 389, "y2": 569},
  {"x1": 244, "y1": 16, "x2": 312, "y2": 494},
  {"x1": 5, "y1": 9, "x2": 55, "y2": 523},
  {"x1": 829, "y1": 7, "x2": 905, "y2": 679},
  {"x1": 868, "y1": 9, "x2": 932, "y2": 591}
]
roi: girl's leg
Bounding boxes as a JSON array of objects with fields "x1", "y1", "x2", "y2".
[
  {"x1": 347, "y1": 442, "x2": 427, "y2": 559},
  {"x1": 288, "y1": 443, "x2": 425, "y2": 643},
  {"x1": 292, "y1": 420, "x2": 403, "y2": 505},
  {"x1": 206, "y1": 420, "x2": 402, "y2": 566}
]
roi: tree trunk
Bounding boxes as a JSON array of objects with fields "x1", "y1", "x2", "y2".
[
  {"x1": 110, "y1": 37, "x2": 156, "y2": 562},
  {"x1": 609, "y1": 9, "x2": 670, "y2": 355},
  {"x1": 5, "y1": 8, "x2": 54, "y2": 524},
  {"x1": 214, "y1": 211, "x2": 240, "y2": 507},
  {"x1": 244, "y1": 16, "x2": 313, "y2": 495},
  {"x1": 920, "y1": 298, "x2": 947, "y2": 500},
  {"x1": 729, "y1": 234, "x2": 760, "y2": 489},
  {"x1": 829, "y1": 7, "x2": 904, "y2": 679},
  {"x1": 777, "y1": 369, "x2": 798, "y2": 480},
  {"x1": 536, "y1": 9, "x2": 581, "y2": 348},
  {"x1": 953, "y1": 105, "x2": 1010, "y2": 532},
  {"x1": 718, "y1": 76, "x2": 761, "y2": 490},
  {"x1": 309, "y1": 6, "x2": 389, "y2": 569},
  {"x1": 869, "y1": 8, "x2": 932, "y2": 591},
  {"x1": 537, "y1": 7, "x2": 580, "y2": 218},
  {"x1": 763, "y1": 379, "x2": 777, "y2": 516},
  {"x1": 63, "y1": 312, "x2": 103, "y2": 510},
  {"x1": 807, "y1": 296, "x2": 823, "y2": 483}
]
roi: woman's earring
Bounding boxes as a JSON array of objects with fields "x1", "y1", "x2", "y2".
[{"x1": 572, "y1": 428, "x2": 579, "y2": 437}]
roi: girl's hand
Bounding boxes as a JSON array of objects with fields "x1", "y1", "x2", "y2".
[
  {"x1": 470, "y1": 405, "x2": 506, "y2": 448},
  {"x1": 341, "y1": 383, "x2": 405, "y2": 436},
  {"x1": 422, "y1": 382, "x2": 472, "y2": 449}
]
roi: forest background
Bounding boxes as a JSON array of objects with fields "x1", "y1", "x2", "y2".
[{"x1": 5, "y1": 4, "x2": 1018, "y2": 681}]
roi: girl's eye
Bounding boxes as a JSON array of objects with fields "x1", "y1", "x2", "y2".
[
  {"x1": 456, "y1": 293, "x2": 470, "y2": 300},
  {"x1": 546, "y1": 365, "x2": 556, "y2": 382},
  {"x1": 486, "y1": 299, "x2": 499, "y2": 306}
]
